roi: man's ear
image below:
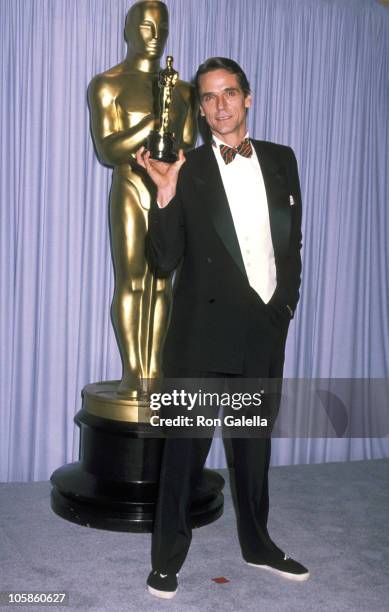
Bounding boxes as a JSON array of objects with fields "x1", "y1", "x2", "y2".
[
  {"x1": 199, "y1": 104, "x2": 205, "y2": 117},
  {"x1": 244, "y1": 93, "x2": 252, "y2": 109}
]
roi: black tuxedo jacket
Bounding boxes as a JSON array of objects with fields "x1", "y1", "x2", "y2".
[{"x1": 147, "y1": 139, "x2": 302, "y2": 374}]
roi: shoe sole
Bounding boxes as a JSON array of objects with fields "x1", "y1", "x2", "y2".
[
  {"x1": 148, "y1": 585, "x2": 178, "y2": 599},
  {"x1": 246, "y1": 562, "x2": 310, "y2": 582}
]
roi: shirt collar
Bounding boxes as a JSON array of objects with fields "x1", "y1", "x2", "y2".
[{"x1": 212, "y1": 132, "x2": 250, "y2": 149}]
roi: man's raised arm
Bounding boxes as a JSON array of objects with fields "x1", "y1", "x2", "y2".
[{"x1": 136, "y1": 148, "x2": 186, "y2": 276}]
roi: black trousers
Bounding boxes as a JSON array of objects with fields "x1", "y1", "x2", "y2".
[{"x1": 151, "y1": 296, "x2": 289, "y2": 574}]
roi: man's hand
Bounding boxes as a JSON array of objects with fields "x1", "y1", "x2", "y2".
[{"x1": 135, "y1": 147, "x2": 186, "y2": 207}]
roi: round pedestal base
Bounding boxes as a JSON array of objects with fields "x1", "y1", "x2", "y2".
[
  {"x1": 51, "y1": 462, "x2": 224, "y2": 532},
  {"x1": 50, "y1": 383, "x2": 224, "y2": 532}
]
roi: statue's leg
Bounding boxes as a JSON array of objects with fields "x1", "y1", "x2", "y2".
[
  {"x1": 109, "y1": 174, "x2": 148, "y2": 395},
  {"x1": 147, "y1": 276, "x2": 172, "y2": 380}
]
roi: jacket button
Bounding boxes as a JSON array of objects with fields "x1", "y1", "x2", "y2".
[
  {"x1": 208, "y1": 298, "x2": 215, "y2": 303},
  {"x1": 206, "y1": 257, "x2": 212, "y2": 263}
]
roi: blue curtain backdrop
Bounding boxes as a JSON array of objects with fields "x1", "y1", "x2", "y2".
[{"x1": 1, "y1": 0, "x2": 388, "y2": 481}]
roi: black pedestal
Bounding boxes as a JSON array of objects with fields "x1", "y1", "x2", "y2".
[{"x1": 50, "y1": 403, "x2": 224, "y2": 532}]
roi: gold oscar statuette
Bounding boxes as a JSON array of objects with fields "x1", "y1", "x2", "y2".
[
  {"x1": 85, "y1": 0, "x2": 196, "y2": 414},
  {"x1": 146, "y1": 55, "x2": 179, "y2": 162}
]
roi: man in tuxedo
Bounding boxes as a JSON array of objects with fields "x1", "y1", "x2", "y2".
[{"x1": 136, "y1": 57, "x2": 308, "y2": 599}]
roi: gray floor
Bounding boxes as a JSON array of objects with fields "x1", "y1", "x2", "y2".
[{"x1": 1, "y1": 459, "x2": 389, "y2": 611}]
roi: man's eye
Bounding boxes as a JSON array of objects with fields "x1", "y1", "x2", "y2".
[{"x1": 227, "y1": 90, "x2": 236, "y2": 96}]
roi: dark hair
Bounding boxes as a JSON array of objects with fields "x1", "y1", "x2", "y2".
[{"x1": 194, "y1": 57, "x2": 251, "y2": 99}]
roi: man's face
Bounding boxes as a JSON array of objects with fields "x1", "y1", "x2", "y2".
[
  {"x1": 198, "y1": 69, "x2": 252, "y2": 146},
  {"x1": 126, "y1": 2, "x2": 168, "y2": 58}
]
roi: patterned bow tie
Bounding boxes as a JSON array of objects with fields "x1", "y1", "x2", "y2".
[{"x1": 213, "y1": 138, "x2": 253, "y2": 164}]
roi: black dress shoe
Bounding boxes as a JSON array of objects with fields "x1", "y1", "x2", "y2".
[
  {"x1": 246, "y1": 553, "x2": 310, "y2": 581},
  {"x1": 147, "y1": 570, "x2": 178, "y2": 598}
]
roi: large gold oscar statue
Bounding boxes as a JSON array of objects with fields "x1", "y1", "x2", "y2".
[
  {"x1": 50, "y1": 0, "x2": 224, "y2": 532},
  {"x1": 88, "y1": 1, "x2": 196, "y2": 400}
]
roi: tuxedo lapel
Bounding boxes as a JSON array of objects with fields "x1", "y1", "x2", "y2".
[
  {"x1": 193, "y1": 144, "x2": 247, "y2": 278},
  {"x1": 253, "y1": 140, "x2": 291, "y2": 260},
  {"x1": 190, "y1": 140, "x2": 292, "y2": 277}
]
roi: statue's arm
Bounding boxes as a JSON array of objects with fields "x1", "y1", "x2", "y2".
[
  {"x1": 87, "y1": 76, "x2": 155, "y2": 166},
  {"x1": 180, "y1": 85, "x2": 198, "y2": 151}
]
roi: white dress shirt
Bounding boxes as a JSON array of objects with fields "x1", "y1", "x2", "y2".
[{"x1": 212, "y1": 134, "x2": 277, "y2": 303}]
